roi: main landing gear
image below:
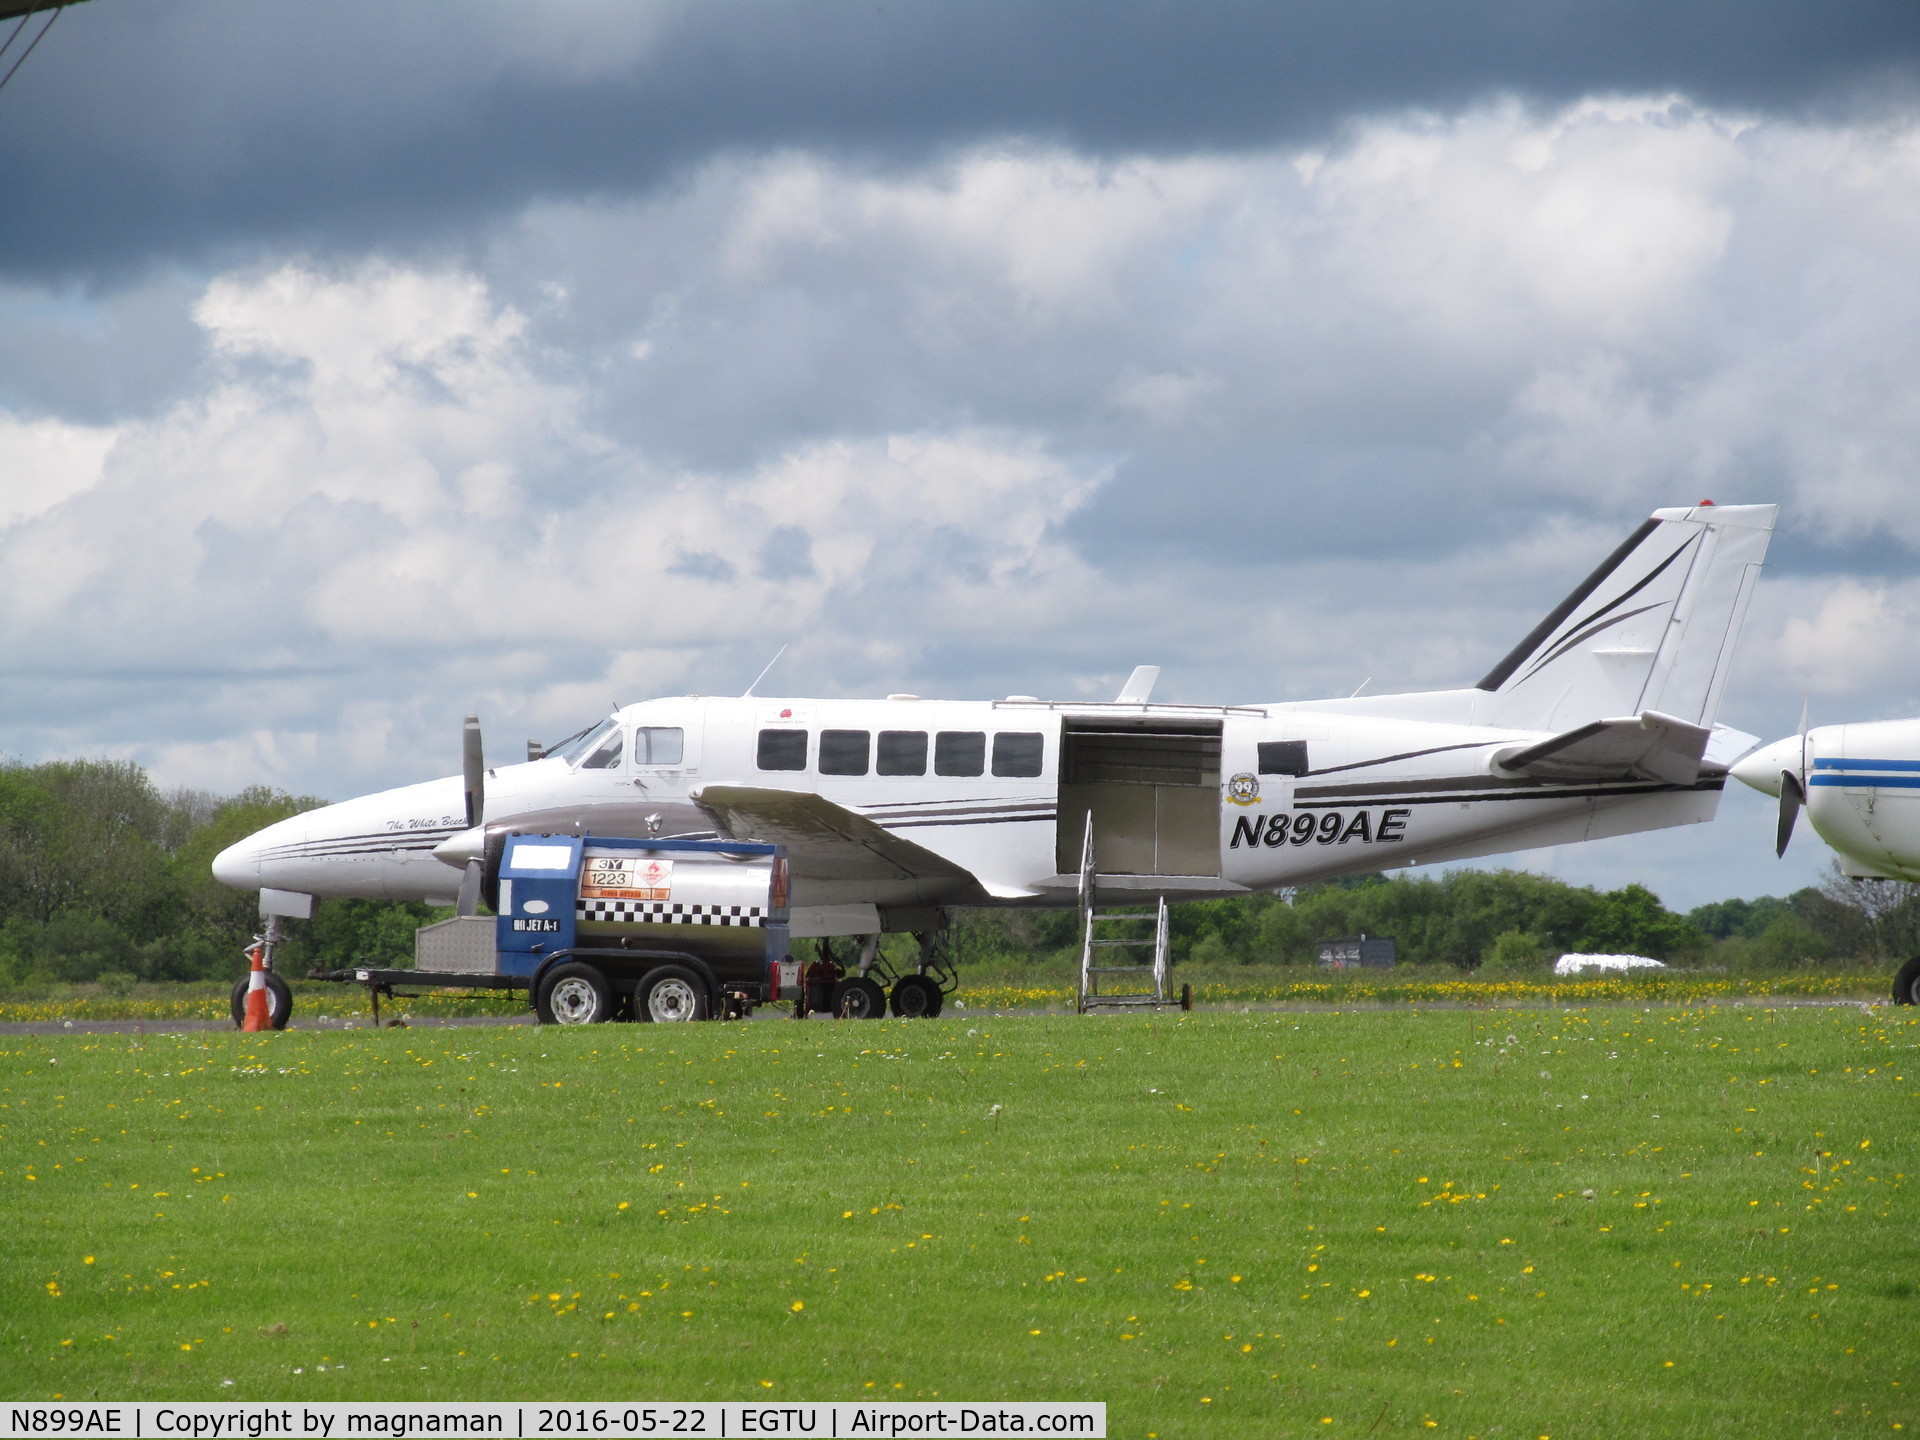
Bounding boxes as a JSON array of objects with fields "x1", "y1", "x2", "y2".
[{"x1": 794, "y1": 931, "x2": 957, "y2": 1019}]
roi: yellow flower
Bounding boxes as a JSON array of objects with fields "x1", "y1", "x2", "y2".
[{"x1": 790, "y1": 1301, "x2": 804, "y2": 1312}]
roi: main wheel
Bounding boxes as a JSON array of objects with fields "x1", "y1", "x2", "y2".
[
  {"x1": 535, "y1": 962, "x2": 615, "y2": 1025},
  {"x1": 1894, "y1": 955, "x2": 1920, "y2": 1006},
  {"x1": 229, "y1": 973, "x2": 293, "y2": 1030},
  {"x1": 889, "y1": 974, "x2": 943, "y2": 1018},
  {"x1": 833, "y1": 976, "x2": 888, "y2": 1019},
  {"x1": 640, "y1": 965, "x2": 710, "y2": 1023}
]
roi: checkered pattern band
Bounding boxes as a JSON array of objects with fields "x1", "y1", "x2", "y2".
[{"x1": 576, "y1": 899, "x2": 767, "y2": 927}]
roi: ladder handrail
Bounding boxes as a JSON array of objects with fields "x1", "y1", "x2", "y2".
[
  {"x1": 1076, "y1": 811, "x2": 1096, "y2": 1013},
  {"x1": 1153, "y1": 894, "x2": 1169, "y2": 1003}
]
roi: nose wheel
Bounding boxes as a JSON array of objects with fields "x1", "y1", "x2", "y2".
[{"x1": 229, "y1": 972, "x2": 292, "y2": 1030}]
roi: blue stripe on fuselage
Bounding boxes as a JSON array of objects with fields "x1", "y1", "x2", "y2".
[
  {"x1": 1812, "y1": 757, "x2": 1920, "y2": 772},
  {"x1": 1809, "y1": 774, "x2": 1920, "y2": 788}
]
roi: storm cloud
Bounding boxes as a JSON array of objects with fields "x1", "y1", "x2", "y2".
[{"x1": 3, "y1": 3, "x2": 1919, "y2": 906}]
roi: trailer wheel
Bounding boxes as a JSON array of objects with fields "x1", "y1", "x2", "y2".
[
  {"x1": 833, "y1": 976, "x2": 887, "y2": 1019},
  {"x1": 229, "y1": 973, "x2": 292, "y2": 1030},
  {"x1": 1894, "y1": 955, "x2": 1920, "y2": 1006},
  {"x1": 640, "y1": 965, "x2": 710, "y2": 1023},
  {"x1": 889, "y1": 974, "x2": 943, "y2": 1019},
  {"x1": 536, "y1": 963, "x2": 615, "y2": 1025}
]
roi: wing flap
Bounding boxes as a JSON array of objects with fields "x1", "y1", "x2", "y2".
[
  {"x1": 690, "y1": 784, "x2": 978, "y2": 885},
  {"x1": 1495, "y1": 710, "x2": 1713, "y2": 785}
]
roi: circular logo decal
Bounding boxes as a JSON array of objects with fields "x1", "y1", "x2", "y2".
[
  {"x1": 522, "y1": 899, "x2": 550, "y2": 914},
  {"x1": 1226, "y1": 772, "x2": 1261, "y2": 806}
]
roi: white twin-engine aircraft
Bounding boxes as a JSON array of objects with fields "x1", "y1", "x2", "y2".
[
  {"x1": 213, "y1": 503, "x2": 1777, "y2": 942},
  {"x1": 1731, "y1": 716, "x2": 1920, "y2": 1008},
  {"x1": 1735, "y1": 718, "x2": 1920, "y2": 884}
]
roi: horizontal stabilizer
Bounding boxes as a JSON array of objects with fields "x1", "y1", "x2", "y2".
[
  {"x1": 1494, "y1": 710, "x2": 1713, "y2": 785},
  {"x1": 690, "y1": 785, "x2": 978, "y2": 886}
]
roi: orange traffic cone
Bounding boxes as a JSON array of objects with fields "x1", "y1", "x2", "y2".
[{"x1": 241, "y1": 940, "x2": 272, "y2": 1032}]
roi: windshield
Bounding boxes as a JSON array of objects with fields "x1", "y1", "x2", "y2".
[{"x1": 547, "y1": 718, "x2": 618, "y2": 766}]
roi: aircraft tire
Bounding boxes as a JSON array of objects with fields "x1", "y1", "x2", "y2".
[
  {"x1": 229, "y1": 973, "x2": 292, "y2": 1030},
  {"x1": 889, "y1": 974, "x2": 943, "y2": 1019},
  {"x1": 833, "y1": 976, "x2": 887, "y2": 1019},
  {"x1": 1894, "y1": 955, "x2": 1920, "y2": 1006},
  {"x1": 640, "y1": 965, "x2": 710, "y2": 1023},
  {"x1": 536, "y1": 963, "x2": 615, "y2": 1025}
]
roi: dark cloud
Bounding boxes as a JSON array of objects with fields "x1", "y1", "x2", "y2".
[{"x1": 3, "y1": 0, "x2": 1919, "y2": 278}]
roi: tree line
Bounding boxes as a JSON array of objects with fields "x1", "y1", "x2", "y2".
[
  {"x1": 0, "y1": 755, "x2": 1911, "y2": 989},
  {"x1": 0, "y1": 758, "x2": 433, "y2": 988}
]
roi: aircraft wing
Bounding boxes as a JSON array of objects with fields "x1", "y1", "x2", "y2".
[
  {"x1": 690, "y1": 785, "x2": 980, "y2": 885},
  {"x1": 1494, "y1": 710, "x2": 1714, "y2": 785}
]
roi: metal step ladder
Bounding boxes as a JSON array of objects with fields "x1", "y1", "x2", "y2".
[{"x1": 1075, "y1": 813, "x2": 1190, "y2": 1013}]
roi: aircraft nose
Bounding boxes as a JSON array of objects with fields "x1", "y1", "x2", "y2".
[
  {"x1": 1730, "y1": 737, "x2": 1797, "y2": 797},
  {"x1": 211, "y1": 835, "x2": 261, "y2": 890}
]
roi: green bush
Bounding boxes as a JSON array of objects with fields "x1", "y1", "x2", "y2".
[{"x1": 1480, "y1": 928, "x2": 1552, "y2": 975}]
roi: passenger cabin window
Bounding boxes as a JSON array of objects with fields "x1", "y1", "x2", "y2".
[
  {"x1": 935, "y1": 731, "x2": 986, "y2": 776},
  {"x1": 992, "y1": 732, "x2": 1045, "y2": 777},
  {"x1": 635, "y1": 726, "x2": 684, "y2": 765},
  {"x1": 877, "y1": 730, "x2": 928, "y2": 776},
  {"x1": 1257, "y1": 740, "x2": 1310, "y2": 776},
  {"x1": 579, "y1": 729, "x2": 625, "y2": 770},
  {"x1": 819, "y1": 729, "x2": 871, "y2": 776},
  {"x1": 757, "y1": 728, "x2": 808, "y2": 771}
]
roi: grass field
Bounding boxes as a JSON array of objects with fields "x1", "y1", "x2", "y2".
[
  {"x1": 0, "y1": 965, "x2": 1897, "y2": 1025},
  {"x1": 3, "y1": 1006, "x2": 1916, "y2": 1437}
]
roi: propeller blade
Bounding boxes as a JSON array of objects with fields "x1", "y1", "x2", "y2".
[
  {"x1": 1775, "y1": 769, "x2": 1805, "y2": 857},
  {"x1": 455, "y1": 858, "x2": 484, "y2": 917},
  {"x1": 462, "y1": 713, "x2": 485, "y2": 829}
]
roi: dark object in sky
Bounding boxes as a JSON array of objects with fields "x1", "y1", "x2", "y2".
[
  {"x1": 0, "y1": 1, "x2": 85, "y2": 17},
  {"x1": 3, "y1": 0, "x2": 1920, "y2": 277}
]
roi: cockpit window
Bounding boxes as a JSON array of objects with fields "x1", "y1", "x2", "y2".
[
  {"x1": 579, "y1": 728, "x2": 625, "y2": 770},
  {"x1": 636, "y1": 727, "x2": 685, "y2": 765},
  {"x1": 549, "y1": 718, "x2": 617, "y2": 765}
]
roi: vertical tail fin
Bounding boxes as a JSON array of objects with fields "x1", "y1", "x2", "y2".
[{"x1": 1475, "y1": 503, "x2": 1777, "y2": 733}]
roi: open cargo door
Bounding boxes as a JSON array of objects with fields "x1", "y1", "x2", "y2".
[{"x1": 1056, "y1": 718, "x2": 1223, "y2": 876}]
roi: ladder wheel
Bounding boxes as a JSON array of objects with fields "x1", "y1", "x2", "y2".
[{"x1": 890, "y1": 974, "x2": 943, "y2": 1018}]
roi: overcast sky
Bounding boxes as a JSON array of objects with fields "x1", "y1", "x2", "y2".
[{"x1": 4, "y1": 0, "x2": 1920, "y2": 910}]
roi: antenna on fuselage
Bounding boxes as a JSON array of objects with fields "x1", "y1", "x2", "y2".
[{"x1": 742, "y1": 644, "x2": 788, "y2": 698}]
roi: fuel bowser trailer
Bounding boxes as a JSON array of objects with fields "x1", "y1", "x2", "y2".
[{"x1": 300, "y1": 834, "x2": 800, "y2": 1025}]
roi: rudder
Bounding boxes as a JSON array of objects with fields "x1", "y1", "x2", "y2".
[{"x1": 1475, "y1": 503, "x2": 1777, "y2": 734}]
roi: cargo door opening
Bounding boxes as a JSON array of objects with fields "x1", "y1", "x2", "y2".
[{"x1": 1056, "y1": 719, "x2": 1222, "y2": 876}]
